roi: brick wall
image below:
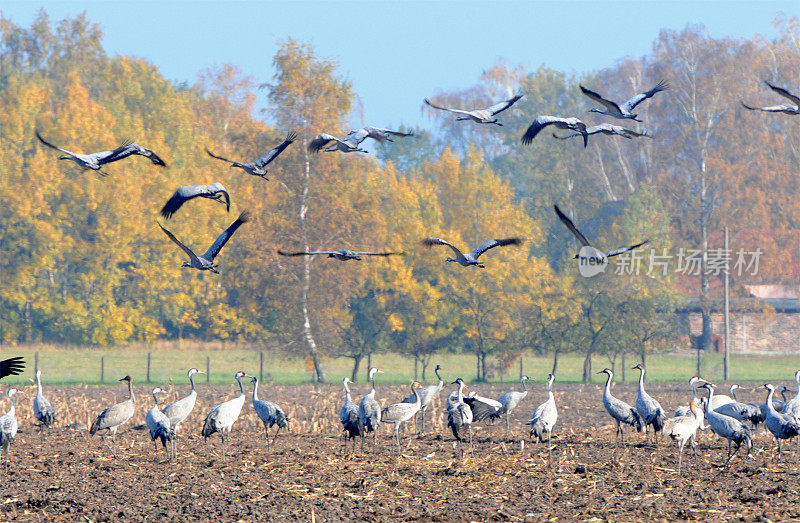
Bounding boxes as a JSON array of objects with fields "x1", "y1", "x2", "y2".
[{"x1": 684, "y1": 311, "x2": 800, "y2": 354}]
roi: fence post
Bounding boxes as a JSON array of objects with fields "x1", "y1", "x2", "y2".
[
  {"x1": 519, "y1": 356, "x2": 523, "y2": 380},
  {"x1": 34, "y1": 351, "x2": 39, "y2": 374},
  {"x1": 100, "y1": 356, "x2": 105, "y2": 384},
  {"x1": 260, "y1": 351, "x2": 264, "y2": 382},
  {"x1": 146, "y1": 352, "x2": 152, "y2": 383},
  {"x1": 206, "y1": 356, "x2": 210, "y2": 384}
]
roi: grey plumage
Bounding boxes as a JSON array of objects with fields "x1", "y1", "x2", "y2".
[
  {"x1": 447, "y1": 378, "x2": 473, "y2": 456},
  {"x1": 741, "y1": 81, "x2": 800, "y2": 115},
  {"x1": 490, "y1": 375, "x2": 532, "y2": 435},
  {"x1": 762, "y1": 383, "x2": 800, "y2": 461},
  {"x1": 339, "y1": 377, "x2": 364, "y2": 453},
  {"x1": 552, "y1": 123, "x2": 651, "y2": 142},
  {"x1": 160, "y1": 183, "x2": 231, "y2": 219},
  {"x1": 158, "y1": 210, "x2": 249, "y2": 273},
  {"x1": 33, "y1": 369, "x2": 55, "y2": 437},
  {"x1": 663, "y1": 400, "x2": 704, "y2": 475},
  {"x1": 599, "y1": 368, "x2": 642, "y2": 443},
  {"x1": 36, "y1": 130, "x2": 166, "y2": 176},
  {"x1": 464, "y1": 391, "x2": 502, "y2": 422},
  {"x1": 424, "y1": 94, "x2": 523, "y2": 125},
  {"x1": 633, "y1": 363, "x2": 665, "y2": 443},
  {"x1": 402, "y1": 364, "x2": 443, "y2": 433},
  {"x1": 90, "y1": 375, "x2": 135, "y2": 458},
  {"x1": 422, "y1": 237, "x2": 523, "y2": 268},
  {"x1": 277, "y1": 249, "x2": 404, "y2": 261},
  {"x1": 554, "y1": 204, "x2": 649, "y2": 259},
  {"x1": 382, "y1": 381, "x2": 421, "y2": 454},
  {"x1": 715, "y1": 384, "x2": 762, "y2": 427},
  {"x1": 251, "y1": 376, "x2": 289, "y2": 452},
  {"x1": 161, "y1": 368, "x2": 203, "y2": 436},
  {"x1": 521, "y1": 116, "x2": 589, "y2": 147},
  {"x1": 359, "y1": 367, "x2": 383, "y2": 441},
  {"x1": 0, "y1": 388, "x2": 20, "y2": 463},
  {"x1": 580, "y1": 80, "x2": 669, "y2": 121},
  {"x1": 309, "y1": 127, "x2": 413, "y2": 153},
  {"x1": 145, "y1": 387, "x2": 175, "y2": 459},
  {"x1": 202, "y1": 371, "x2": 247, "y2": 462},
  {"x1": 701, "y1": 383, "x2": 752, "y2": 470},
  {"x1": 529, "y1": 374, "x2": 558, "y2": 451},
  {"x1": 206, "y1": 131, "x2": 296, "y2": 179}
]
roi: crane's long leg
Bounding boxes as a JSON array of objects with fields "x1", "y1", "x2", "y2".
[
  {"x1": 421, "y1": 409, "x2": 426, "y2": 435},
  {"x1": 777, "y1": 439, "x2": 782, "y2": 462},
  {"x1": 469, "y1": 425, "x2": 473, "y2": 454},
  {"x1": 677, "y1": 441, "x2": 684, "y2": 475},
  {"x1": 506, "y1": 414, "x2": 511, "y2": 436},
  {"x1": 547, "y1": 429, "x2": 552, "y2": 461}
]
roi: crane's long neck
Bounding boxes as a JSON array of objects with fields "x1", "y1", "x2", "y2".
[
  {"x1": 413, "y1": 384, "x2": 421, "y2": 406},
  {"x1": 704, "y1": 387, "x2": 714, "y2": 414},
  {"x1": 766, "y1": 387, "x2": 778, "y2": 415},
  {"x1": 795, "y1": 372, "x2": 800, "y2": 397},
  {"x1": 152, "y1": 392, "x2": 160, "y2": 408},
  {"x1": 457, "y1": 381, "x2": 465, "y2": 403},
  {"x1": 369, "y1": 373, "x2": 376, "y2": 396},
  {"x1": 603, "y1": 372, "x2": 613, "y2": 397},
  {"x1": 637, "y1": 368, "x2": 646, "y2": 393},
  {"x1": 730, "y1": 388, "x2": 739, "y2": 402},
  {"x1": 343, "y1": 381, "x2": 352, "y2": 403},
  {"x1": 520, "y1": 379, "x2": 527, "y2": 393},
  {"x1": 690, "y1": 381, "x2": 697, "y2": 402},
  {"x1": 435, "y1": 367, "x2": 443, "y2": 388},
  {"x1": 36, "y1": 373, "x2": 43, "y2": 396},
  {"x1": 235, "y1": 375, "x2": 244, "y2": 396},
  {"x1": 189, "y1": 374, "x2": 196, "y2": 393},
  {"x1": 7, "y1": 395, "x2": 15, "y2": 417},
  {"x1": 128, "y1": 380, "x2": 135, "y2": 403},
  {"x1": 252, "y1": 379, "x2": 259, "y2": 402},
  {"x1": 547, "y1": 378, "x2": 554, "y2": 401}
]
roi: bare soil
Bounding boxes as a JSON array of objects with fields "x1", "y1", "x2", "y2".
[{"x1": 1, "y1": 380, "x2": 799, "y2": 521}]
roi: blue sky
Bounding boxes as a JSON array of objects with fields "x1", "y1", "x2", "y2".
[{"x1": 2, "y1": 1, "x2": 798, "y2": 130}]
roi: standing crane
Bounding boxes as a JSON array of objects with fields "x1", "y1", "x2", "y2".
[
  {"x1": 715, "y1": 384, "x2": 762, "y2": 427},
  {"x1": 146, "y1": 387, "x2": 175, "y2": 460},
  {"x1": 780, "y1": 370, "x2": 800, "y2": 416},
  {"x1": 402, "y1": 364, "x2": 444, "y2": 434},
  {"x1": 762, "y1": 383, "x2": 800, "y2": 461},
  {"x1": 33, "y1": 369, "x2": 56, "y2": 438},
  {"x1": 490, "y1": 375, "x2": 533, "y2": 435},
  {"x1": 339, "y1": 377, "x2": 364, "y2": 454},
  {"x1": 633, "y1": 363, "x2": 665, "y2": 444},
  {"x1": 250, "y1": 376, "x2": 289, "y2": 453},
  {"x1": 161, "y1": 368, "x2": 204, "y2": 441},
  {"x1": 598, "y1": 368, "x2": 642, "y2": 443},
  {"x1": 206, "y1": 130, "x2": 297, "y2": 179},
  {"x1": 529, "y1": 374, "x2": 558, "y2": 458},
  {"x1": 382, "y1": 382, "x2": 421, "y2": 454},
  {"x1": 90, "y1": 375, "x2": 135, "y2": 458},
  {"x1": 701, "y1": 382, "x2": 752, "y2": 470},
  {"x1": 424, "y1": 94, "x2": 523, "y2": 125},
  {"x1": 663, "y1": 400, "x2": 704, "y2": 475},
  {"x1": 0, "y1": 388, "x2": 20, "y2": 464},
  {"x1": 201, "y1": 371, "x2": 248, "y2": 463},
  {"x1": 447, "y1": 378, "x2": 473, "y2": 457},
  {"x1": 359, "y1": 367, "x2": 384, "y2": 445}
]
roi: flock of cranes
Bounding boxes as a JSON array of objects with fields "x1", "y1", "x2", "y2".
[{"x1": 3, "y1": 362, "x2": 800, "y2": 475}]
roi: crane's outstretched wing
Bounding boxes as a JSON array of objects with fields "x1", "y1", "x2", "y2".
[
  {"x1": 523, "y1": 116, "x2": 586, "y2": 146},
  {"x1": 160, "y1": 183, "x2": 230, "y2": 219},
  {"x1": 0, "y1": 357, "x2": 24, "y2": 379},
  {"x1": 98, "y1": 142, "x2": 166, "y2": 167},
  {"x1": 364, "y1": 127, "x2": 413, "y2": 143},
  {"x1": 422, "y1": 237, "x2": 464, "y2": 258},
  {"x1": 158, "y1": 222, "x2": 202, "y2": 266},
  {"x1": 554, "y1": 205, "x2": 591, "y2": 247},
  {"x1": 765, "y1": 81, "x2": 800, "y2": 107},
  {"x1": 424, "y1": 98, "x2": 472, "y2": 117},
  {"x1": 277, "y1": 250, "x2": 338, "y2": 257},
  {"x1": 605, "y1": 239, "x2": 649, "y2": 258},
  {"x1": 351, "y1": 251, "x2": 405, "y2": 257},
  {"x1": 486, "y1": 94, "x2": 524, "y2": 115},
  {"x1": 464, "y1": 396, "x2": 500, "y2": 422},
  {"x1": 621, "y1": 80, "x2": 669, "y2": 112},
  {"x1": 740, "y1": 101, "x2": 794, "y2": 113},
  {"x1": 203, "y1": 211, "x2": 250, "y2": 261},
  {"x1": 35, "y1": 130, "x2": 77, "y2": 157},
  {"x1": 308, "y1": 133, "x2": 348, "y2": 153},
  {"x1": 579, "y1": 85, "x2": 622, "y2": 114},
  {"x1": 470, "y1": 238, "x2": 523, "y2": 259},
  {"x1": 252, "y1": 130, "x2": 297, "y2": 168},
  {"x1": 205, "y1": 148, "x2": 237, "y2": 164}
]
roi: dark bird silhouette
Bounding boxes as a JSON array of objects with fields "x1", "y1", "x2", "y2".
[
  {"x1": 277, "y1": 249, "x2": 403, "y2": 261},
  {"x1": 741, "y1": 81, "x2": 800, "y2": 115},
  {"x1": 0, "y1": 358, "x2": 24, "y2": 380},
  {"x1": 206, "y1": 131, "x2": 297, "y2": 179}
]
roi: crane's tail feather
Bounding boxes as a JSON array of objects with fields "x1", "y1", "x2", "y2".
[{"x1": 652, "y1": 410, "x2": 665, "y2": 432}]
